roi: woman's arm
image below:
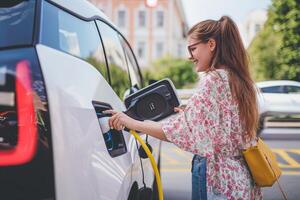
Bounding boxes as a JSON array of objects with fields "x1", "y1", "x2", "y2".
[
  {"x1": 103, "y1": 110, "x2": 169, "y2": 141},
  {"x1": 134, "y1": 120, "x2": 168, "y2": 141}
]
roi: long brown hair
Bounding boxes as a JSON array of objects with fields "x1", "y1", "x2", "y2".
[{"x1": 188, "y1": 16, "x2": 259, "y2": 140}]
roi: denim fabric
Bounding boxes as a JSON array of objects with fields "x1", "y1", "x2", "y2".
[{"x1": 191, "y1": 155, "x2": 207, "y2": 200}]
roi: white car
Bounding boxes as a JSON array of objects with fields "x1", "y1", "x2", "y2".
[
  {"x1": 0, "y1": 0, "x2": 160, "y2": 199},
  {"x1": 256, "y1": 80, "x2": 300, "y2": 115},
  {"x1": 257, "y1": 80, "x2": 300, "y2": 94},
  {"x1": 255, "y1": 80, "x2": 300, "y2": 136}
]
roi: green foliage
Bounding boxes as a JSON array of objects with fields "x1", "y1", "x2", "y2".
[
  {"x1": 272, "y1": 0, "x2": 300, "y2": 80},
  {"x1": 86, "y1": 57, "x2": 108, "y2": 78},
  {"x1": 86, "y1": 56, "x2": 130, "y2": 98},
  {"x1": 142, "y1": 56, "x2": 199, "y2": 89},
  {"x1": 248, "y1": 0, "x2": 300, "y2": 81},
  {"x1": 109, "y1": 63, "x2": 131, "y2": 98}
]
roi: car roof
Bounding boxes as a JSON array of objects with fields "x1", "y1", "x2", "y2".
[
  {"x1": 256, "y1": 80, "x2": 300, "y2": 88},
  {"x1": 48, "y1": 0, "x2": 117, "y2": 29}
]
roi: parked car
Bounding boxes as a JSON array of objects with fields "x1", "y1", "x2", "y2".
[
  {"x1": 257, "y1": 80, "x2": 300, "y2": 94},
  {"x1": 256, "y1": 80, "x2": 300, "y2": 136},
  {"x1": 256, "y1": 80, "x2": 300, "y2": 115},
  {"x1": 0, "y1": 0, "x2": 160, "y2": 199}
]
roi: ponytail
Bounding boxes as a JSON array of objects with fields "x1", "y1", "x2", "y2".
[{"x1": 218, "y1": 16, "x2": 247, "y2": 78}]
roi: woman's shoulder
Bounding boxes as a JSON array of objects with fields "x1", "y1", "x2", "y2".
[
  {"x1": 208, "y1": 69, "x2": 229, "y2": 81},
  {"x1": 196, "y1": 69, "x2": 229, "y2": 93}
]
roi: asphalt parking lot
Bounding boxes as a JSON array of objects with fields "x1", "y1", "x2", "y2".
[{"x1": 160, "y1": 138, "x2": 300, "y2": 200}]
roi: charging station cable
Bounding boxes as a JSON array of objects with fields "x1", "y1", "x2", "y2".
[{"x1": 129, "y1": 130, "x2": 164, "y2": 200}]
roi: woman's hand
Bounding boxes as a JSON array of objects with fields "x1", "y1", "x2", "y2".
[
  {"x1": 174, "y1": 105, "x2": 186, "y2": 113},
  {"x1": 103, "y1": 110, "x2": 138, "y2": 131},
  {"x1": 103, "y1": 110, "x2": 168, "y2": 141}
]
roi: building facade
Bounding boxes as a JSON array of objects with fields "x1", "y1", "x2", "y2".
[
  {"x1": 89, "y1": 0, "x2": 188, "y2": 68},
  {"x1": 242, "y1": 9, "x2": 267, "y2": 48}
]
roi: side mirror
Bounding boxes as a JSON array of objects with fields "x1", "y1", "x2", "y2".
[{"x1": 124, "y1": 79, "x2": 180, "y2": 121}]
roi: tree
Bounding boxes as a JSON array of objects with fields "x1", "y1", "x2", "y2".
[
  {"x1": 271, "y1": 0, "x2": 300, "y2": 81},
  {"x1": 142, "y1": 56, "x2": 198, "y2": 89},
  {"x1": 248, "y1": 0, "x2": 300, "y2": 81},
  {"x1": 86, "y1": 57, "x2": 130, "y2": 98}
]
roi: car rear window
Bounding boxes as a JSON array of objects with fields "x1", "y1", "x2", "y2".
[{"x1": 0, "y1": 0, "x2": 36, "y2": 49}]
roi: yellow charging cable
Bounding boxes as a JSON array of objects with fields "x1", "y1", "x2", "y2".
[{"x1": 129, "y1": 130, "x2": 164, "y2": 200}]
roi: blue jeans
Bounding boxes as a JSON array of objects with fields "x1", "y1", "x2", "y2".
[{"x1": 191, "y1": 155, "x2": 207, "y2": 200}]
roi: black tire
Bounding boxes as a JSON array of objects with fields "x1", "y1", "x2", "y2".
[{"x1": 128, "y1": 182, "x2": 139, "y2": 200}]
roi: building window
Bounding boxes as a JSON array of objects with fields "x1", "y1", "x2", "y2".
[
  {"x1": 138, "y1": 10, "x2": 146, "y2": 27},
  {"x1": 156, "y1": 42, "x2": 163, "y2": 58},
  {"x1": 117, "y1": 10, "x2": 126, "y2": 28},
  {"x1": 137, "y1": 41, "x2": 145, "y2": 59},
  {"x1": 156, "y1": 10, "x2": 164, "y2": 28},
  {"x1": 254, "y1": 24, "x2": 261, "y2": 33}
]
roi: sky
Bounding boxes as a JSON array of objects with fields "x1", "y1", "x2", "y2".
[
  {"x1": 181, "y1": 0, "x2": 272, "y2": 45},
  {"x1": 181, "y1": 0, "x2": 272, "y2": 27}
]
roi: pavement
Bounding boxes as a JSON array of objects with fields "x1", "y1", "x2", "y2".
[{"x1": 160, "y1": 138, "x2": 300, "y2": 200}]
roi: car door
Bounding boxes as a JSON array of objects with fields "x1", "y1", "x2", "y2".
[
  {"x1": 261, "y1": 86, "x2": 291, "y2": 113},
  {"x1": 119, "y1": 33, "x2": 162, "y2": 184},
  {"x1": 36, "y1": 2, "x2": 138, "y2": 199},
  {"x1": 96, "y1": 20, "x2": 157, "y2": 193},
  {"x1": 284, "y1": 85, "x2": 300, "y2": 113},
  {"x1": 285, "y1": 85, "x2": 300, "y2": 102}
]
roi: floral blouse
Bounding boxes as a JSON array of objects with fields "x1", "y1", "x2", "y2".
[{"x1": 161, "y1": 69, "x2": 262, "y2": 200}]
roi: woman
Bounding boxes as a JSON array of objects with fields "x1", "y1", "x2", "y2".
[{"x1": 104, "y1": 16, "x2": 262, "y2": 200}]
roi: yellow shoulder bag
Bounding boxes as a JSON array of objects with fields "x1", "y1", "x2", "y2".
[{"x1": 242, "y1": 138, "x2": 288, "y2": 200}]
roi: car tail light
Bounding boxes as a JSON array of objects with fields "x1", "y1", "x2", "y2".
[{"x1": 0, "y1": 60, "x2": 37, "y2": 166}]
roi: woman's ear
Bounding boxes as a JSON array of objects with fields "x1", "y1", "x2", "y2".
[{"x1": 208, "y1": 39, "x2": 216, "y2": 52}]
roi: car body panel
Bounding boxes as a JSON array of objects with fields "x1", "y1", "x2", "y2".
[
  {"x1": 36, "y1": 44, "x2": 156, "y2": 199},
  {"x1": 261, "y1": 93, "x2": 300, "y2": 114}
]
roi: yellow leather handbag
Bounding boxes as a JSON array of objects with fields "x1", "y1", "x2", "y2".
[
  {"x1": 242, "y1": 138, "x2": 281, "y2": 186},
  {"x1": 242, "y1": 138, "x2": 288, "y2": 199}
]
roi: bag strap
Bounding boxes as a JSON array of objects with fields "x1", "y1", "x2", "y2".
[
  {"x1": 265, "y1": 155, "x2": 288, "y2": 200},
  {"x1": 241, "y1": 136, "x2": 259, "y2": 150},
  {"x1": 276, "y1": 179, "x2": 288, "y2": 200}
]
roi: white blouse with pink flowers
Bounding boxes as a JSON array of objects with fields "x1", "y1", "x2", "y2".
[{"x1": 161, "y1": 69, "x2": 262, "y2": 200}]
